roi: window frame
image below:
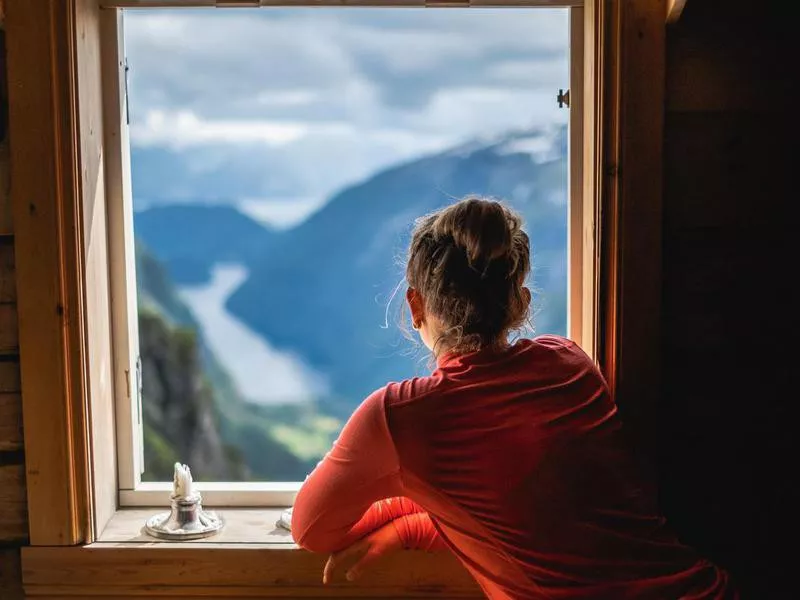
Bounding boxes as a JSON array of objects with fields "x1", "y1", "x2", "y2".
[
  {"x1": 8, "y1": 1, "x2": 667, "y2": 582},
  {"x1": 105, "y1": 0, "x2": 592, "y2": 508}
]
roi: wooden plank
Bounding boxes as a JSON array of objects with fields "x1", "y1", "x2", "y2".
[
  {"x1": 0, "y1": 3, "x2": 8, "y2": 231},
  {"x1": 0, "y1": 358, "x2": 19, "y2": 392},
  {"x1": 0, "y1": 238, "x2": 15, "y2": 302},
  {"x1": 0, "y1": 140, "x2": 11, "y2": 235},
  {"x1": 600, "y1": 0, "x2": 665, "y2": 462},
  {"x1": 77, "y1": 0, "x2": 115, "y2": 542},
  {"x1": 579, "y1": 0, "x2": 603, "y2": 361},
  {"x1": 0, "y1": 463, "x2": 27, "y2": 541},
  {"x1": 23, "y1": 545, "x2": 482, "y2": 598},
  {"x1": 0, "y1": 547, "x2": 24, "y2": 600},
  {"x1": 0, "y1": 302, "x2": 17, "y2": 353},
  {"x1": 23, "y1": 595, "x2": 464, "y2": 600},
  {"x1": 0, "y1": 392, "x2": 22, "y2": 451},
  {"x1": 6, "y1": 0, "x2": 92, "y2": 545}
]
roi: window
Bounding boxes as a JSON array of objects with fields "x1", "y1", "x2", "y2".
[
  {"x1": 11, "y1": 4, "x2": 668, "y2": 585},
  {"x1": 101, "y1": 1, "x2": 591, "y2": 507}
]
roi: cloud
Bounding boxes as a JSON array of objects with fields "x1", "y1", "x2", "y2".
[
  {"x1": 124, "y1": 8, "x2": 568, "y2": 121},
  {"x1": 123, "y1": 8, "x2": 570, "y2": 221},
  {"x1": 131, "y1": 109, "x2": 352, "y2": 148}
]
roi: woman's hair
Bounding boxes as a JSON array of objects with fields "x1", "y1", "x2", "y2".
[{"x1": 405, "y1": 195, "x2": 531, "y2": 355}]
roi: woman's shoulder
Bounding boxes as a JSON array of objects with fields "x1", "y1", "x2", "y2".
[
  {"x1": 522, "y1": 334, "x2": 596, "y2": 366},
  {"x1": 530, "y1": 334, "x2": 595, "y2": 355},
  {"x1": 530, "y1": 333, "x2": 577, "y2": 348},
  {"x1": 380, "y1": 373, "x2": 446, "y2": 408}
]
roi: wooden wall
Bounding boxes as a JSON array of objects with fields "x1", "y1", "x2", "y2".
[
  {"x1": 659, "y1": 1, "x2": 794, "y2": 597},
  {"x1": 0, "y1": 3, "x2": 28, "y2": 598}
]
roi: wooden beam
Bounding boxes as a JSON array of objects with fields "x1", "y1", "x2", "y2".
[
  {"x1": 0, "y1": 463, "x2": 27, "y2": 541},
  {"x1": 0, "y1": 547, "x2": 24, "y2": 600},
  {"x1": 0, "y1": 239, "x2": 15, "y2": 302},
  {"x1": 5, "y1": 0, "x2": 92, "y2": 545},
  {"x1": 23, "y1": 545, "x2": 482, "y2": 598},
  {"x1": 0, "y1": 392, "x2": 22, "y2": 451},
  {"x1": 598, "y1": 0, "x2": 665, "y2": 463},
  {"x1": 0, "y1": 357, "x2": 19, "y2": 392},
  {"x1": 0, "y1": 141, "x2": 11, "y2": 235},
  {"x1": 0, "y1": 239, "x2": 17, "y2": 355},
  {"x1": 76, "y1": 0, "x2": 117, "y2": 542}
]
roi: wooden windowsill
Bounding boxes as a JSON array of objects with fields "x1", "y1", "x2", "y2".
[
  {"x1": 97, "y1": 507, "x2": 295, "y2": 546},
  {"x1": 21, "y1": 508, "x2": 483, "y2": 598}
]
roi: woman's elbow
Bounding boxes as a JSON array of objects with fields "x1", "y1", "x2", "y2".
[
  {"x1": 293, "y1": 528, "x2": 340, "y2": 554},
  {"x1": 291, "y1": 513, "x2": 338, "y2": 553}
]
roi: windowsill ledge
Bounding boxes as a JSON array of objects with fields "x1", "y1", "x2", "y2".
[
  {"x1": 98, "y1": 507, "x2": 296, "y2": 546},
  {"x1": 21, "y1": 509, "x2": 483, "y2": 598}
]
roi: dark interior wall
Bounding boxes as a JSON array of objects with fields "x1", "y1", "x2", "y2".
[{"x1": 659, "y1": 1, "x2": 795, "y2": 597}]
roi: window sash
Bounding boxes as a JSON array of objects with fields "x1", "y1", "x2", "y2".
[
  {"x1": 100, "y1": 0, "x2": 584, "y2": 8},
  {"x1": 105, "y1": 3, "x2": 589, "y2": 507}
]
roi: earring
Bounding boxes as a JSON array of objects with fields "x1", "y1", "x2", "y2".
[{"x1": 412, "y1": 320, "x2": 420, "y2": 330}]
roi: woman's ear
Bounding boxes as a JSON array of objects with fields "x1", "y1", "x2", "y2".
[
  {"x1": 522, "y1": 286, "x2": 532, "y2": 309},
  {"x1": 406, "y1": 287, "x2": 425, "y2": 329}
]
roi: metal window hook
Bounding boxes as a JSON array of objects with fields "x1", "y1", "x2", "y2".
[{"x1": 557, "y1": 89, "x2": 570, "y2": 109}]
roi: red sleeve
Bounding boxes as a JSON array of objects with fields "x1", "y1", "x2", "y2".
[
  {"x1": 346, "y1": 496, "x2": 426, "y2": 541},
  {"x1": 391, "y1": 512, "x2": 448, "y2": 552},
  {"x1": 292, "y1": 388, "x2": 404, "y2": 553}
]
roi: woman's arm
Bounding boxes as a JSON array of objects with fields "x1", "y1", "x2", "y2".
[
  {"x1": 323, "y1": 513, "x2": 448, "y2": 585},
  {"x1": 347, "y1": 496, "x2": 426, "y2": 541},
  {"x1": 292, "y1": 388, "x2": 404, "y2": 553},
  {"x1": 391, "y1": 511, "x2": 448, "y2": 552}
]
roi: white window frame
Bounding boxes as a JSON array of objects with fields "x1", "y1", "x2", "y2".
[{"x1": 101, "y1": 0, "x2": 589, "y2": 508}]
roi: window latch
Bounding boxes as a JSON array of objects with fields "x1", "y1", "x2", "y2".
[
  {"x1": 135, "y1": 354, "x2": 143, "y2": 426},
  {"x1": 124, "y1": 58, "x2": 131, "y2": 125},
  {"x1": 557, "y1": 88, "x2": 570, "y2": 109}
]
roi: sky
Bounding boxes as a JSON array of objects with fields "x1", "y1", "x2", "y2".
[{"x1": 124, "y1": 8, "x2": 570, "y2": 228}]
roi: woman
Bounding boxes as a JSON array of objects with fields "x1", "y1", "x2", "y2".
[{"x1": 292, "y1": 196, "x2": 737, "y2": 599}]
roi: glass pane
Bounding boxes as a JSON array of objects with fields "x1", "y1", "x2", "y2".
[{"x1": 126, "y1": 7, "x2": 570, "y2": 482}]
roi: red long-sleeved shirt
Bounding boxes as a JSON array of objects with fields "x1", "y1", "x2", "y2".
[{"x1": 292, "y1": 335, "x2": 736, "y2": 599}]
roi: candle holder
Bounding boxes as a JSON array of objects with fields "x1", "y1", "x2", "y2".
[{"x1": 144, "y1": 463, "x2": 224, "y2": 541}]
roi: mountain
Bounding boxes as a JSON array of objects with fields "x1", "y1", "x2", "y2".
[
  {"x1": 131, "y1": 125, "x2": 569, "y2": 479},
  {"x1": 134, "y1": 204, "x2": 275, "y2": 285},
  {"x1": 135, "y1": 243, "x2": 325, "y2": 481},
  {"x1": 225, "y1": 126, "x2": 569, "y2": 417}
]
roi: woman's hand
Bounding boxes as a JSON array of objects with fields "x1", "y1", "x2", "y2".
[{"x1": 322, "y1": 520, "x2": 403, "y2": 584}]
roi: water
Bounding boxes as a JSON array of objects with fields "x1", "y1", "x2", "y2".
[{"x1": 178, "y1": 263, "x2": 328, "y2": 405}]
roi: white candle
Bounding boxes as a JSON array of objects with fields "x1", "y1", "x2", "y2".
[{"x1": 173, "y1": 462, "x2": 193, "y2": 499}]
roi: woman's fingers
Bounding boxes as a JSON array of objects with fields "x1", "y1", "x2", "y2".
[
  {"x1": 344, "y1": 546, "x2": 382, "y2": 582},
  {"x1": 323, "y1": 540, "x2": 368, "y2": 585},
  {"x1": 323, "y1": 521, "x2": 403, "y2": 584}
]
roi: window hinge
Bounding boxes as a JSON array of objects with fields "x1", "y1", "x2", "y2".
[
  {"x1": 557, "y1": 88, "x2": 570, "y2": 109},
  {"x1": 216, "y1": 0, "x2": 260, "y2": 6},
  {"x1": 425, "y1": 0, "x2": 470, "y2": 6}
]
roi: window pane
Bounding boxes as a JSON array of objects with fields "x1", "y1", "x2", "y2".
[{"x1": 126, "y1": 7, "x2": 570, "y2": 482}]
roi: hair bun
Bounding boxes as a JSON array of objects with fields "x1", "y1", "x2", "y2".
[
  {"x1": 405, "y1": 194, "x2": 531, "y2": 353},
  {"x1": 434, "y1": 196, "x2": 518, "y2": 268}
]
